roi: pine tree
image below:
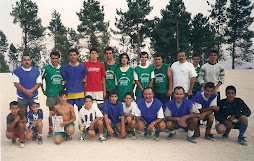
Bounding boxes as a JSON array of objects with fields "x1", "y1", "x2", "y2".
[
  {"x1": 0, "y1": 31, "x2": 10, "y2": 72},
  {"x1": 225, "y1": 0, "x2": 254, "y2": 69},
  {"x1": 8, "y1": 43, "x2": 18, "y2": 71},
  {"x1": 10, "y1": 0, "x2": 46, "y2": 67}
]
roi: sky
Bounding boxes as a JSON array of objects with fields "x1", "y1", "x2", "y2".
[{"x1": 0, "y1": 0, "x2": 217, "y2": 47}]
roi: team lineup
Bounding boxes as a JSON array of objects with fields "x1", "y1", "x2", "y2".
[{"x1": 6, "y1": 47, "x2": 251, "y2": 148}]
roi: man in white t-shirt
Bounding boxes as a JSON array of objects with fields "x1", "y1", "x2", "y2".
[
  {"x1": 171, "y1": 50, "x2": 197, "y2": 98},
  {"x1": 78, "y1": 95, "x2": 106, "y2": 142}
]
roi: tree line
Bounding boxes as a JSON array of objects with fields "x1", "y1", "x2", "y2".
[{"x1": 0, "y1": 0, "x2": 253, "y2": 72}]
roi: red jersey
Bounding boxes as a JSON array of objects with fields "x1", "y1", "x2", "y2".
[{"x1": 83, "y1": 61, "x2": 106, "y2": 92}]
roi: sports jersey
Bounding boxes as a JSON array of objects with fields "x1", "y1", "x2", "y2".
[
  {"x1": 153, "y1": 63, "x2": 169, "y2": 94},
  {"x1": 191, "y1": 91, "x2": 217, "y2": 109},
  {"x1": 41, "y1": 64, "x2": 64, "y2": 97},
  {"x1": 26, "y1": 109, "x2": 43, "y2": 126},
  {"x1": 171, "y1": 61, "x2": 197, "y2": 93},
  {"x1": 7, "y1": 111, "x2": 24, "y2": 128},
  {"x1": 78, "y1": 103, "x2": 103, "y2": 128},
  {"x1": 103, "y1": 61, "x2": 120, "y2": 91},
  {"x1": 61, "y1": 63, "x2": 87, "y2": 99},
  {"x1": 102, "y1": 100, "x2": 124, "y2": 125},
  {"x1": 12, "y1": 67, "x2": 41, "y2": 98},
  {"x1": 115, "y1": 67, "x2": 134, "y2": 102},
  {"x1": 193, "y1": 65, "x2": 201, "y2": 93},
  {"x1": 123, "y1": 101, "x2": 137, "y2": 115},
  {"x1": 84, "y1": 61, "x2": 106, "y2": 92},
  {"x1": 215, "y1": 98, "x2": 251, "y2": 123},
  {"x1": 134, "y1": 65, "x2": 155, "y2": 97},
  {"x1": 136, "y1": 98, "x2": 163, "y2": 123}
]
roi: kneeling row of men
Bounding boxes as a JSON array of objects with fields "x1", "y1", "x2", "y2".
[{"x1": 6, "y1": 82, "x2": 251, "y2": 148}]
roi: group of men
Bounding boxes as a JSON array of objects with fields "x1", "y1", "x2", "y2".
[{"x1": 6, "y1": 47, "x2": 251, "y2": 148}]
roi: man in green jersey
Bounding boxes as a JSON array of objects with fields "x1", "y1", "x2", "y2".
[
  {"x1": 103, "y1": 47, "x2": 120, "y2": 99},
  {"x1": 153, "y1": 54, "x2": 173, "y2": 108},
  {"x1": 134, "y1": 52, "x2": 154, "y2": 102},
  {"x1": 115, "y1": 53, "x2": 134, "y2": 102},
  {"x1": 41, "y1": 51, "x2": 64, "y2": 138},
  {"x1": 190, "y1": 54, "x2": 202, "y2": 99}
]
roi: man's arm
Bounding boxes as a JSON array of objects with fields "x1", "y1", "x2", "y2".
[
  {"x1": 135, "y1": 80, "x2": 144, "y2": 91},
  {"x1": 148, "y1": 78, "x2": 154, "y2": 88},
  {"x1": 167, "y1": 66, "x2": 173, "y2": 96},
  {"x1": 89, "y1": 117, "x2": 103, "y2": 130},
  {"x1": 101, "y1": 76, "x2": 106, "y2": 98},
  {"x1": 147, "y1": 118, "x2": 162, "y2": 131},
  {"x1": 120, "y1": 116, "x2": 126, "y2": 138},
  {"x1": 187, "y1": 77, "x2": 195, "y2": 96},
  {"x1": 29, "y1": 118, "x2": 42, "y2": 130},
  {"x1": 198, "y1": 67, "x2": 206, "y2": 88},
  {"x1": 104, "y1": 114, "x2": 114, "y2": 135}
]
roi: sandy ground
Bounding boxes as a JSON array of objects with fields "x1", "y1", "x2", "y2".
[{"x1": 1, "y1": 69, "x2": 254, "y2": 161}]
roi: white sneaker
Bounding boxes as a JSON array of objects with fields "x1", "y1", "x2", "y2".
[
  {"x1": 99, "y1": 136, "x2": 106, "y2": 142},
  {"x1": 19, "y1": 141, "x2": 25, "y2": 148}
]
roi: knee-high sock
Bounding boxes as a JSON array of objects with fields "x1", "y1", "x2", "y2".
[{"x1": 238, "y1": 124, "x2": 247, "y2": 139}]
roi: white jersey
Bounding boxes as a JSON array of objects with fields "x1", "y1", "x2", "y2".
[
  {"x1": 122, "y1": 101, "x2": 138, "y2": 115},
  {"x1": 78, "y1": 103, "x2": 103, "y2": 128}
]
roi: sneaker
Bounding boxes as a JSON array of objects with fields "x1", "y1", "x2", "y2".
[
  {"x1": 142, "y1": 131, "x2": 152, "y2": 140},
  {"x1": 65, "y1": 135, "x2": 72, "y2": 141},
  {"x1": 38, "y1": 136, "x2": 43, "y2": 145},
  {"x1": 222, "y1": 129, "x2": 231, "y2": 138},
  {"x1": 113, "y1": 131, "x2": 119, "y2": 138},
  {"x1": 238, "y1": 137, "x2": 247, "y2": 146},
  {"x1": 11, "y1": 139, "x2": 16, "y2": 144},
  {"x1": 32, "y1": 133, "x2": 38, "y2": 141},
  {"x1": 154, "y1": 130, "x2": 160, "y2": 141},
  {"x1": 135, "y1": 129, "x2": 141, "y2": 134},
  {"x1": 205, "y1": 134, "x2": 216, "y2": 141},
  {"x1": 19, "y1": 140, "x2": 25, "y2": 148},
  {"x1": 167, "y1": 133, "x2": 176, "y2": 140},
  {"x1": 164, "y1": 129, "x2": 170, "y2": 134},
  {"x1": 130, "y1": 131, "x2": 137, "y2": 140},
  {"x1": 99, "y1": 136, "x2": 106, "y2": 142},
  {"x1": 187, "y1": 135, "x2": 197, "y2": 144},
  {"x1": 47, "y1": 131, "x2": 53, "y2": 139},
  {"x1": 79, "y1": 135, "x2": 85, "y2": 142},
  {"x1": 106, "y1": 132, "x2": 111, "y2": 140}
]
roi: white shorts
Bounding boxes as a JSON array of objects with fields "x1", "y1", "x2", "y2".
[{"x1": 85, "y1": 91, "x2": 104, "y2": 104}]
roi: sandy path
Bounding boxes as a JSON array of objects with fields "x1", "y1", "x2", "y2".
[{"x1": 1, "y1": 69, "x2": 254, "y2": 161}]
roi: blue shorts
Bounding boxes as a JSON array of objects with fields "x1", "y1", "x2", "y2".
[
  {"x1": 154, "y1": 93, "x2": 170, "y2": 108},
  {"x1": 67, "y1": 98, "x2": 84, "y2": 107},
  {"x1": 29, "y1": 126, "x2": 37, "y2": 133}
]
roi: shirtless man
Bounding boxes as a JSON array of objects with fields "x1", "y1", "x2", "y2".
[{"x1": 52, "y1": 90, "x2": 76, "y2": 144}]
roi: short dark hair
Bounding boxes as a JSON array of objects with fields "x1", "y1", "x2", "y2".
[
  {"x1": 22, "y1": 54, "x2": 31, "y2": 61},
  {"x1": 84, "y1": 95, "x2": 94, "y2": 102},
  {"x1": 209, "y1": 50, "x2": 218, "y2": 56},
  {"x1": 124, "y1": 92, "x2": 133, "y2": 98},
  {"x1": 10, "y1": 101, "x2": 19, "y2": 109},
  {"x1": 226, "y1": 85, "x2": 236, "y2": 93},
  {"x1": 119, "y1": 53, "x2": 130, "y2": 62},
  {"x1": 192, "y1": 54, "x2": 200, "y2": 59},
  {"x1": 104, "y1": 46, "x2": 114, "y2": 54},
  {"x1": 177, "y1": 49, "x2": 186, "y2": 54},
  {"x1": 205, "y1": 82, "x2": 215, "y2": 89},
  {"x1": 59, "y1": 90, "x2": 68, "y2": 97},
  {"x1": 69, "y1": 48, "x2": 79, "y2": 55},
  {"x1": 153, "y1": 53, "x2": 162, "y2": 58},
  {"x1": 174, "y1": 86, "x2": 185, "y2": 93},
  {"x1": 109, "y1": 89, "x2": 118, "y2": 96},
  {"x1": 140, "y1": 51, "x2": 148, "y2": 58},
  {"x1": 50, "y1": 51, "x2": 61, "y2": 58},
  {"x1": 143, "y1": 86, "x2": 153, "y2": 93},
  {"x1": 90, "y1": 48, "x2": 99, "y2": 54},
  {"x1": 29, "y1": 102, "x2": 40, "y2": 108}
]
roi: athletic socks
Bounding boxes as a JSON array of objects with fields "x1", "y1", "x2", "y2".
[
  {"x1": 205, "y1": 129, "x2": 211, "y2": 135},
  {"x1": 19, "y1": 133, "x2": 24, "y2": 141},
  {"x1": 238, "y1": 124, "x2": 247, "y2": 139},
  {"x1": 187, "y1": 130, "x2": 195, "y2": 137},
  {"x1": 38, "y1": 133, "x2": 42, "y2": 137},
  {"x1": 49, "y1": 126, "x2": 53, "y2": 132},
  {"x1": 99, "y1": 134, "x2": 104, "y2": 139}
]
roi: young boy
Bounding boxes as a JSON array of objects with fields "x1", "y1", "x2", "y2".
[
  {"x1": 115, "y1": 53, "x2": 134, "y2": 102},
  {"x1": 78, "y1": 95, "x2": 106, "y2": 142},
  {"x1": 165, "y1": 87, "x2": 200, "y2": 144},
  {"x1": 52, "y1": 90, "x2": 76, "y2": 144},
  {"x1": 6, "y1": 101, "x2": 26, "y2": 148},
  {"x1": 198, "y1": 50, "x2": 225, "y2": 102},
  {"x1": 215, "y1": 86, "x2": 251, "y2": 146},
  {"x1": 103, "y1": 47, "x2": 120, "y2": 99},
  {"x1": 191, "y1": 82, "x2": 219, "y2": 141},
  {"x1": 84, "y1": 48, "x2": 106, "y2": 107},
  {"x1": 123, "y1": 92, "x2": 138, "y2": 140},
  {"x1": 102, "y1": 90, "x2": 126, "y2": 139},
  {"x1": 61, "y1": 48, "x2": 87, "y2": 111},
  {"x1": 134, "y1": 51, "x2": 154, "y2": 102},
  {"x1": 25, "y1": 102, "x2": 43, "y2": 144}
]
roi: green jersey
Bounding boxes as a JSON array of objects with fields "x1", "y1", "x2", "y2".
[
  {"x1": 134, "y1": 65, "x2": 155, "y2": 97},
  {"x1": 153, "y1": 63, "x2": 169, "y2": 93},
  {"x1": 41, "y1": 65, "x2": 64, "y2": 97},
  {"x1": 103, "y1": 61, "x2": 120, "y2": 91},
  {"x1": 193, "y1": 65, "x2": 201, "y2": 93},
  {"x1": 115, "y1": 67, "x2": 134, "y2": 102}
]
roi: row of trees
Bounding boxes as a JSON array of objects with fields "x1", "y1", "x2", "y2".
[{"x1": 0, "y1": 0, "x2": 253, "y2": 72}]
